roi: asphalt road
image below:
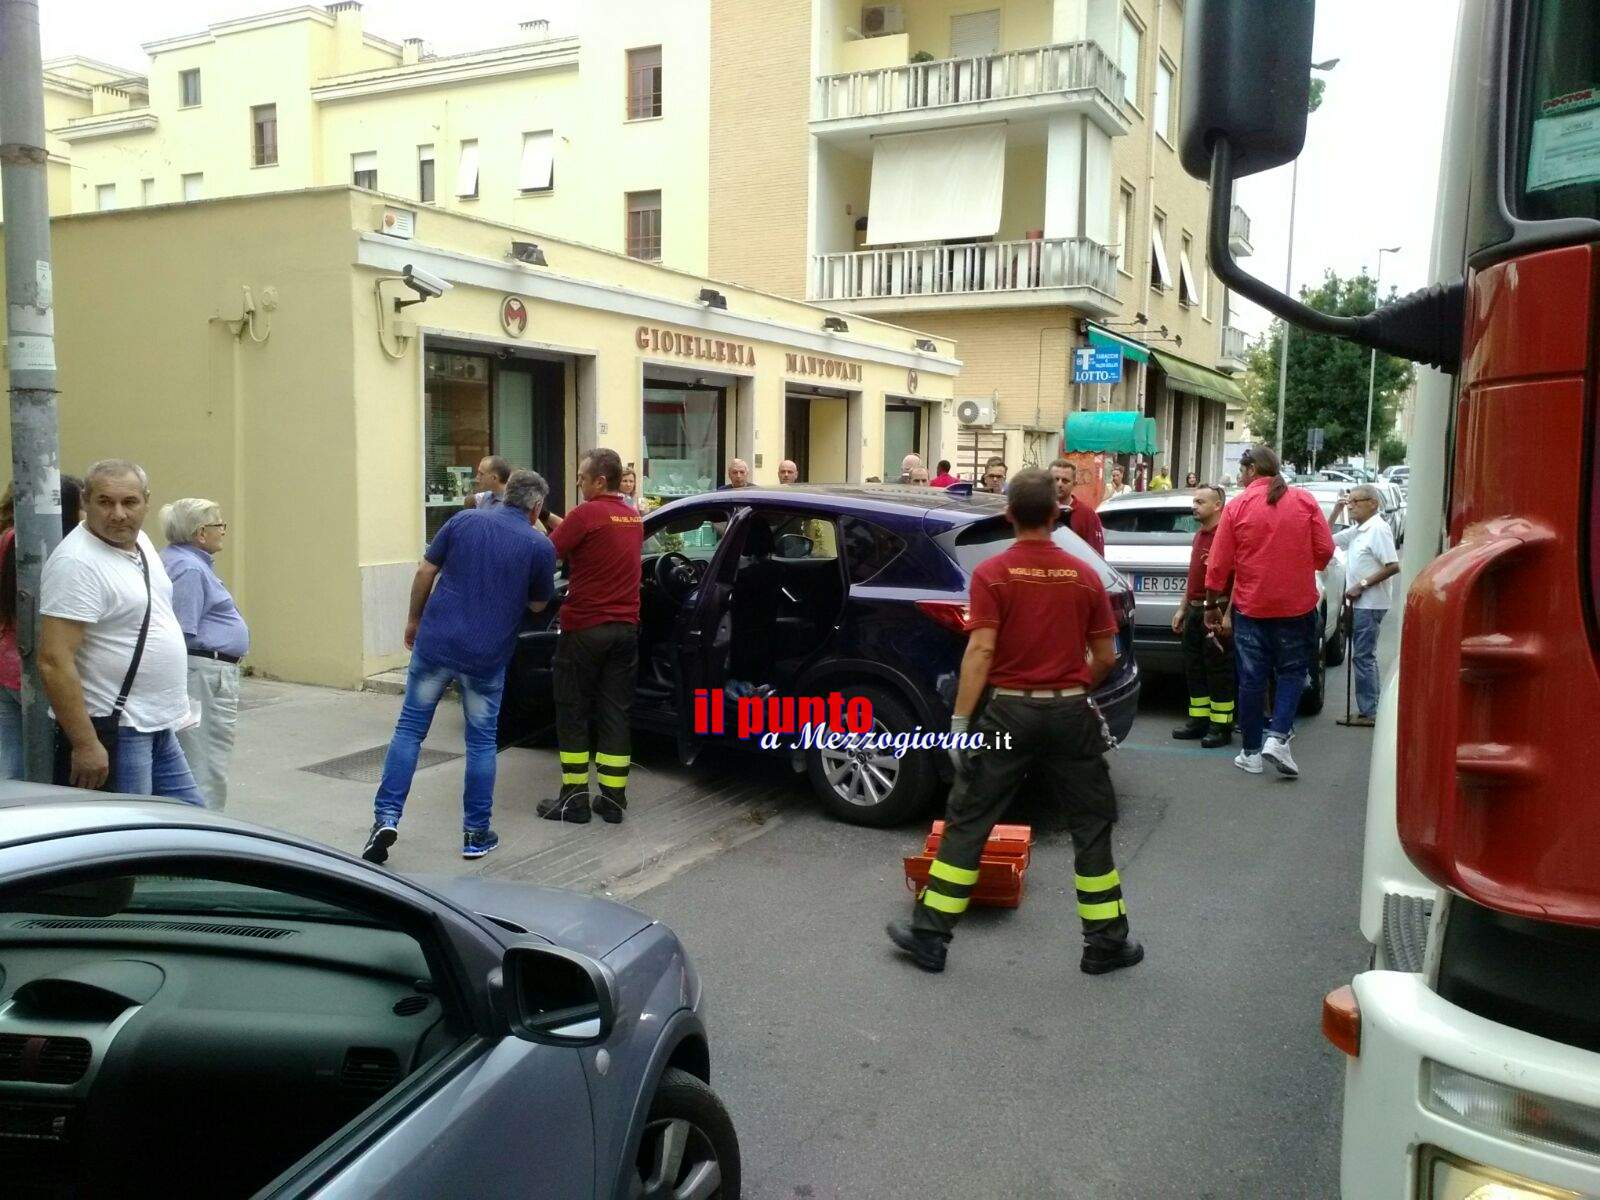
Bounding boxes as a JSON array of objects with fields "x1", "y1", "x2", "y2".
[{"x1": 634, "y1": 672, "x2": 1373, "y2": 1199}]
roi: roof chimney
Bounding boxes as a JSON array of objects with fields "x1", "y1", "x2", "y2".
[
  {"x1": 519, "y1": 18, "x2": 550, "y2": 42},
  {"x1": 402, "y1": 37, "x2": 424, "y2": 65},
  {"x1": 327, "y1": 1, "x2": 364, "y2": 71}
]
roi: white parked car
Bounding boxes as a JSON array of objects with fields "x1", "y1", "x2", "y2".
[{"x1": 1098, "y1": 490, "x2": 1346, "y2": 714}]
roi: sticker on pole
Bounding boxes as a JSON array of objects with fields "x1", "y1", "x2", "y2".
[
  {"x1": 6, "y1": 335, "x2": 55, "y2": 373},
  {"x1": 1072, "y1": 346, "x2": 1123, "y2": 385}
]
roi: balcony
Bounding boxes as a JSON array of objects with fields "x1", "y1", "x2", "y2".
[
  {"x1": 1218, "y1": 324, "x2": 1249, "y2": 373},
  {"x1": 813, "y1": 41, "x2": 1128, "y2": 141},
  {"x1": 1229, "y1": 204, "x2": 1253, "y2": 258},
  {"x1": 811, "y1": 237, "x2": 1119, "y2": 318}
]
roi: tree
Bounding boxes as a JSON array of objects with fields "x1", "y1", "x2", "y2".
[
  {"x1": 1379, "y1": 433, "x2": 1407, "y2": 468},
  {"x1": 1242, "y1": 270, "x2": 1415, "y2": 470}
]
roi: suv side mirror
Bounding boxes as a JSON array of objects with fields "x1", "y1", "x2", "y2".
[
  {"x1": 500, "y1": 944, "x2": 617, "y2": 1047},
  {"x1": 1178, "y1": 0, "x2": 1315, "y2": 181}
]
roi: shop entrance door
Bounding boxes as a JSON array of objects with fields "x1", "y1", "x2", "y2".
[
  {"x1": 785, "y1": 395, "x2": 812, "y2": 481},
  {"x1": 642, "y1": 379, "x2": 727, "y2": 503},
  {"x1": 884, "y1": 402, "x2": 923, "y2": 479}
]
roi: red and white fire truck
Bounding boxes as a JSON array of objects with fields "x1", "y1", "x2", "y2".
[{"x1": 1182, "y1": 1, "x2": 1600, "y2": 1195}]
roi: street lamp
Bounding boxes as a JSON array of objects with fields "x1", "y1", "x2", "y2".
[
  {"x1": 1273, "y1": 58, "x2": 1341, "y2": 457},
  {"x1": 1363, "y1": 245, "x2": 1401, "y2": 471}
]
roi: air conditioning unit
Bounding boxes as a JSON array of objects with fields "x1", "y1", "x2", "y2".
[
  {"x1": 861, "y1": 5, "x2": 905, "y2": 37},
  {"x1": 956, "y1": 398, "x2": 996, "y2": 427}
]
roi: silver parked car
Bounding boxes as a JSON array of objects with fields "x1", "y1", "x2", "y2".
[
  {"x1": 1098, "y1": 491, "x2": 1346, "y2": 714},
  {"x1": 0, "y1": 786, "x2": 740, "y2": 1199}
]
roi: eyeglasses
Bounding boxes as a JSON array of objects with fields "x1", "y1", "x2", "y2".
[{"x1": 202, "y1": 522, "x2": 228, "y2": 532}]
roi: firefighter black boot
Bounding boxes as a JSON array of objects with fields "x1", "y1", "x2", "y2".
[
  {"x1": 1171, "y1": 716, "x2": 1209, "y2": 740},
  {"x1": 886, "y1": 920, "x2": 948, "y2": 973},
  {"x1": 1081, "y1": 935, "x2": 1145, "y2": 975},
  {"x1": 1201, "y1": 722, "x2": 1234, "y2": 749}
]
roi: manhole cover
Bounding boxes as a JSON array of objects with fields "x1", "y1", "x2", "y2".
[{"x1": 302, "y1": 745, "x2": 460, "y2": 783}]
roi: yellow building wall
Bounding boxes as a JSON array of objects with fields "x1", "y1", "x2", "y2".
[
  {"x1": 706, "y1": 0, "x2": 811, "y2": 299},
  {"x1": 805, "y1": 397, "x2": 850, "y2": 482},
  {"x1": 838, "y1": 33, "x2": 909, "y2": 72},
  {"x1": 899, "y1": 0, "x2": 1053, "y2": 58}
]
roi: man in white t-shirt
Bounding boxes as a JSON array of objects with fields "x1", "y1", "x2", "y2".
[
  {"x1": 37, "y1": 460, "x2": 202, "y2": 802},
  {"x1": 1331, "y1": 485, "x2": 1402, "y2": 725}
]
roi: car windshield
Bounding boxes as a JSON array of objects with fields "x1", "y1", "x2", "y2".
[
  {"x1": 6, "y1": 874, "x2": 379, "y2": 926},
  {"x1": 937, "y1": 516, "x2": 1105, "y2": 578},
  {"x1": 1099, "y1": 507, "x2": 1199, "y2": 536},
  {"x1": 642, "y1": 507, "x2": 729, "y2": 560}
]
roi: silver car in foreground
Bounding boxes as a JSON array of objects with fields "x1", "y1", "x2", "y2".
[
  {"x1": 0, "y1": 786, "x2": 739, "y2": 1199},
  {"x1": 1098, "y1": 491, "x2": 1346, "y2": 714}
]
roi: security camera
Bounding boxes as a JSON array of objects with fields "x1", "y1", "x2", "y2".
[{"x1": 402, "y1": 264, "x2": 451, "y2": 299}]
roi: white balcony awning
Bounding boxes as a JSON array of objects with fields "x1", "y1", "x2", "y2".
[{"x1": 865, "y1": 123, "x2": 1005, "y2": 246}]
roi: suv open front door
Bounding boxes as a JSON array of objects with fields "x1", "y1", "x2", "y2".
[{"x1": 667, "y1": 508, "x2": 752, "y2": 766}]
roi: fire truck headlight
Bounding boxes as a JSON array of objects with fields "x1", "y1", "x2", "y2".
[
  {"x1": 1418, "y1": 1145, "x2": 1582, "y2": 1199},
  {"x1": 1425, "y1": 1061, "x2": 1600, "y2": 1162}
]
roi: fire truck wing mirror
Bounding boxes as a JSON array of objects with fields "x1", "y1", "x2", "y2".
[{"x1": 1178, "y1": 0, "x2": 1316, "y2": 182}]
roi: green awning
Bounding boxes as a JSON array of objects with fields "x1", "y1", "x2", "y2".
[
  {"x1": 1150, "y1": 348, "x2": 1246, "y2": 404},
  {"x1": 1086, "y1": 324, "x2": 1150, "y2": 364},
  {"x1": 1064, "y1": 411, "x2": 1158, "y2": 455}
]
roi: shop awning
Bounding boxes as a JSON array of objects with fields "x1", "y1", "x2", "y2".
[
  {"x1": 1150, "y1": 349, "x2": 1246, "y2": 405},
  {"x1": 865, "y1": 124, "x2": 1005, "y2": 246},
  {"x1": 1064, "y1": 411, "x2": 1158, "y2": 454},
  {"x1": 1086, "y1": 324, "x2": 1150, "y2": 364}
]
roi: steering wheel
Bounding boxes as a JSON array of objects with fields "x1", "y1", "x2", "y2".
[{"x1": 655, "y1": 552, "x2": 700, "y2": 602}]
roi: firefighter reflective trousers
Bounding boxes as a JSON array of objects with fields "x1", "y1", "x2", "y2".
[
  {"x1": 1181, "y1": 606, "x2": 1236, "y2": 727},
  {"x1": 913, "y1": 693, "x2": 1130, "y2": 943},
  {"x1": 553, "y1": 622, "x2": 638, "y2": 804}
]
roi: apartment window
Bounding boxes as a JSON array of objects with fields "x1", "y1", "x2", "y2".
[
  {"x1": 95, "y1": 184, "x2": 116, "y2": 211},
  {"x1": 251, "y1": 104, "x2": 278, "y2": 167},
  {"x1": 418, "y1": 144, "x2": 435, "y2": 203},
  {"x1": 1178, "y1": 233, "x2": 1200, "y2": 306},
  {"x1": 1154, "y1": 56, "x2": 1175, "y2": 141},
  {"x1": 141, "y1": 178, "x2": 155, "y2": 205},
  {"x1": 455, "y1": 140, "x2": 479, "y2": 199},
  {"x1": 179, "y1": 69, "x2": 201, "y2": 108},
  {"x1": 1150, "y1": 209, "x2": 1172, "y2": 291},
  {"x1": 352, "y1": 151, "x2": 378, "y2": 190},
  {"x1": 627, "y1": 46, "x2": 663, "y2": 119},
  {"x1": 519, "y1": 130, "x2": 555, "y2": 192},
  {"x1": 1116, "y1": 183, "x2": 1136, "y2": 275},
  {"x1": 1118, "y1": 11, "x2": 1143, "y2": 108},
  {"x1": 1226, "y1": 419, "x2": 1236, "y2": 432},
  {"x1": 182, "y1": 172, "x2": 204, "y2": 202},
  {"x1": 626, "y1": 190, "x2": 662, "y2": 261}
]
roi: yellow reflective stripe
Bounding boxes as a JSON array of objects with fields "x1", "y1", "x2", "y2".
[
  {"x1": 596, "y1": 773, "x2": 628, "y2": 788},
  {"x1": 1074, "y1": 869, "x2": 1121, "y2": 893},
  {"x1": 560, "y1": 772, "x2": 590, "y2": 785},
  {"x1": 920, "y1": 889, "x2": 969, "y2": 915},
  {"x1": 559, "y1": 752, "x2": 591, "y2": 765},
  {"x1": 1210, "y1": 700, "x2": 1236, "y2": 713},
  {"x1": 594, "y1": 752, "x2": 630, "y2": 768},
  {"x1": 1209, "y1": 714, "x2": 1232, "y2": 724},
  {"x1": 1188, "y1": 703, "x2": 1210, "y2": 717},
  {"x1": 1077, "y1": 899, "x2": 1128, "y2": 921},
  {"x1": 928, "y1": 860, "x2": 980, "y2": 887}
]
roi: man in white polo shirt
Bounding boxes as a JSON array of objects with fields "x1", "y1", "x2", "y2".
[
  {"x1": 1331, "y1": 484, "x2": 1401, "y2": 726},
  {"x1": 37, "y1": 459, "x2": 202, "y2": 802}
]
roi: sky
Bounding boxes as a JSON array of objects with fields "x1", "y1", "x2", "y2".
[{"x1": 39, "y1": 0, "x2": 1461, "y2": 338}]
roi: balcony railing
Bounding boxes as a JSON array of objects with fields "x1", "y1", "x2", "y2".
[
  {"x1": 1229, "y1": 204, "x2": 1253, "y2": 255},
  {"x1": 814, "y1": 41, "x2": 1124, "y2": 123},
  {"x1": 1220, "y1": 324, "x2": 1249, "y2": 364},
  {"x1": 812, "y1": 237, "x2": 1117, "y2": 305}
]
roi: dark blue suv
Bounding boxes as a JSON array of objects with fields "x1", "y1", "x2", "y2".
[{"x1": 501, "y1": 485, "x2": 1140, "y2": 827}]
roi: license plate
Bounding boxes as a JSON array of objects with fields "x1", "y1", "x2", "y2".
[{"x1": 1133, "y1": 573, "x2": 1187, "y2": 594}]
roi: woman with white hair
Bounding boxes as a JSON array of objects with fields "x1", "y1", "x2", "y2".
[{"x1": 159, "y1": 498, "x2": 249, "y2": 809}]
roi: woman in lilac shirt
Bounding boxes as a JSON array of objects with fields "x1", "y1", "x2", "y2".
[{"x1": 159, "y1": 498, "x2": 250, "y2": 809}]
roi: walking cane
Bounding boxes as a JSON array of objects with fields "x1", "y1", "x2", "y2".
[{"x1": 1335, "y1": 599, "x2": 1357, "y2": 726}]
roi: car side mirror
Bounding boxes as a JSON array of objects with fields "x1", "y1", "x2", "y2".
[
  {"x1": 775, "y1": 533, "x2": 813, "y2": 558},
  {"x1": 500, "y1": 944, "x2": 617, "y2": 1047},
  {"x1": 1178, "y1": 0, "x2": 1315, "y2": 182}
]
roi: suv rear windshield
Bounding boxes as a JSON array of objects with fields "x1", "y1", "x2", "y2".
[
  {"x1": 936, "y1": 516, "x2": 1105, "y2": 578},
  {"x1": 1516, "y1": 0, "x2": 1600, "y2": 222},
  {"x1": 1099, "y1": 508, "x2": 1199, "y2": 535}
]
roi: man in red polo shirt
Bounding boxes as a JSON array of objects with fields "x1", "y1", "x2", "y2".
[
  {"x1": 538, "y1": 448, "x2": 644, "y2": 824},
  {"x1": 886, "y1": 467, "x2": 1142, "y2": 977},
  {"x1": 1205, "y1": 444, "x2": 1333, "y2": 779},
  {"x1": 1171, "y1": 484, "x2": 1235, "y2": 747},
  {"x1": 1049, "y1": 458, "x2": 1105, "y2": 557}
]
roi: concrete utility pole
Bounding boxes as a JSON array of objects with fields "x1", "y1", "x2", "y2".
[
  {"x1": 1, "y1": 0, "x2": 67, "y2": 782},
  {"x1": 1364, "y1": 245, "x2": 1401, "y2": 471}
]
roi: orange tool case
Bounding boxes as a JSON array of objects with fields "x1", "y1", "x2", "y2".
[{"x1": 903, "y1": 821, "x2": 1034, "y2": 908}]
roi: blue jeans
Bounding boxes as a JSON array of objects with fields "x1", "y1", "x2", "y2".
[
  {"x1": 115, "y1": 727, "x2": 206, "y2": 805},
  {"x1": 1353, "y1": 607, "x2": 1387, "y2": 718},
  {"x1": 0, "y1": 687, "x2": 21, "y2": 780},
  {"x1": 373, "y1": 651, "x2": 505, "y2": 832},
  {"x1": 1233, "y1": 610, "x2": 1318, "y2": 754}
]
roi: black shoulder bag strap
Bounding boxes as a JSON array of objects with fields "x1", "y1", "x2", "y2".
[{"x1": 111, "y1": 545, "x2": 154, "y2": 722}]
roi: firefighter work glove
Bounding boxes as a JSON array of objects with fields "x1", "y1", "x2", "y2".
[{"x1": 948, "y1": 715, "x2": 976, "y2": 778}]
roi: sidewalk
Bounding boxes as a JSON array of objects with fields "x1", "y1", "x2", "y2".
[{"x1": 227, "y1": 678, "x2": 796, "y2": 898}]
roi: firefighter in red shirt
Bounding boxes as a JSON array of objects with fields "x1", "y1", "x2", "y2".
[
  {"x1": 1204, "y1": 444, "x2": 1333, "y2": 779},
  {"x1": 537, "y1": 448, "x2": 644, "y2": 824},
  {"x1": 1171, "y1": 484, "x2": 1235, "y2": 747},
  {"x1": 887, "y1": 468, "x2": 1143, "y2": 976},
  {"x1": 1049, "y1": 458, "x2": 1106, "y2": 557}
]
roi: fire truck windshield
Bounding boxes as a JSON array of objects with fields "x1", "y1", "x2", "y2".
[{"x1": 1517, "y1": 0, "x2": 1600, "y2": 222}]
